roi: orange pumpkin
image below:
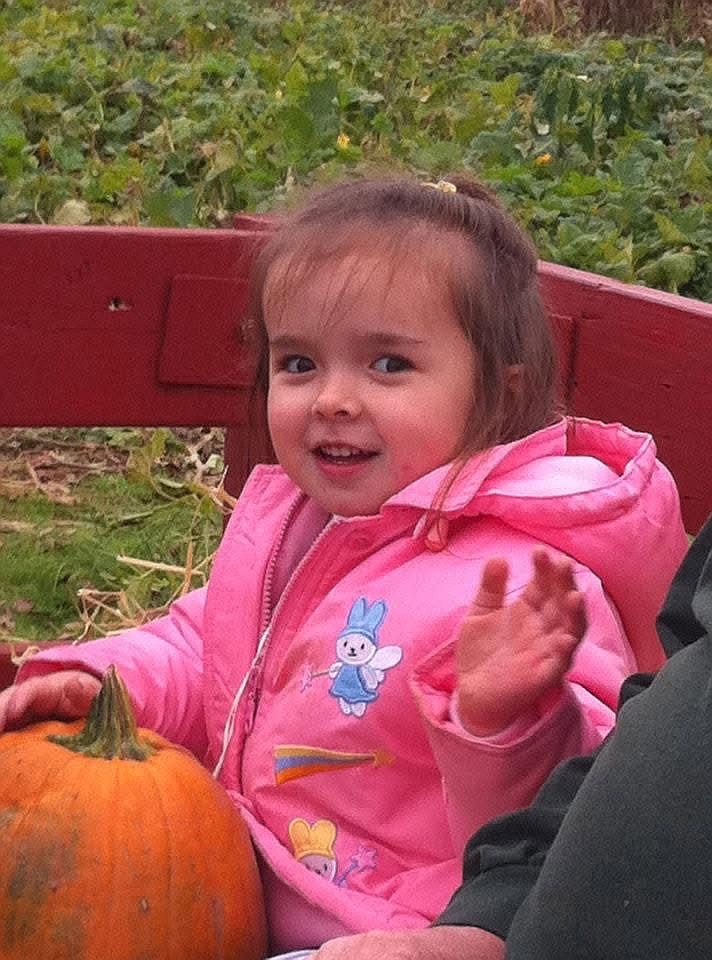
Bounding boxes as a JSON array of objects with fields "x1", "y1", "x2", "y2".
[{"x1": 0, "y1": 666, "x2": 268, "y2": 960}]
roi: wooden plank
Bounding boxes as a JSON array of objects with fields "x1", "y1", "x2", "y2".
[
  {"x1": 540, "y1": 263, "x2": 712, "y2": 533},
  {"x1": 2, "y1": 224, "x2": 709, "y2": 531},
  {"x1": 548, "y1": 312, "x2": 575, "y2": 404},
  {"x1": 0, "y1": 224, "x2": 260, "y2": 427}
]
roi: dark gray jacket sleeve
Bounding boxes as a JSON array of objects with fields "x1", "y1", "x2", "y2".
[{"x1": 435, "y1": 748, "x2": 599, "y2": 937}]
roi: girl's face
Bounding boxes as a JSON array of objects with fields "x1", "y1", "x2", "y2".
[{"x1": 265, "y1": 249, "x2": 476, "y2": 517}]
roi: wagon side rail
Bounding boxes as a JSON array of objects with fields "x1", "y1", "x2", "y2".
[{"x1": 1, "y1": 223, "x2": 710, "y2": 532}]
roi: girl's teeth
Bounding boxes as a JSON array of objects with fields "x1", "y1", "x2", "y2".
[{"x1": 323, "y1": 446, "x2": 359, "y2": 457}]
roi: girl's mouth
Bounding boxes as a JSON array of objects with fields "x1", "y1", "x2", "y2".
[{"x1": 315, "y1": 445, "x2": 377, "y2": 464}]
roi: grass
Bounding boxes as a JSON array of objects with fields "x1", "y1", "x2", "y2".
[{"x1": 0, "y1": 429, "x2": 226, "y2": 644}]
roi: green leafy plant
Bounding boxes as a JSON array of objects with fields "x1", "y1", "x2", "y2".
[{"x1": 0, "y1": 1, "x2": 709, "y2": 297}]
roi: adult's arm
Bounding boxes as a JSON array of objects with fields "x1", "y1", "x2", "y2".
[
  {"x1": 311, "y1": 924, "x2": 505, "y2": 960},
  {"x1": 434, "y1": 672, "x2": 651, "y2": 939}
]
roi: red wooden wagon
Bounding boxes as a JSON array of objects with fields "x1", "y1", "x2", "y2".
[{"x1": 1, "y1": 219, "x2": 711, "y2": 687}]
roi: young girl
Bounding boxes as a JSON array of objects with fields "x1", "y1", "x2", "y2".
[{"x1": 0, "y1": 176, "x2": 686, "y2": 954}]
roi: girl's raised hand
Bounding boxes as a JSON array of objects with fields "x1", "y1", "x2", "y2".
[
  {"x1": 0, "y1": 670, "x2": 101, "y2": 733},
  {"x1": 456, "y1": 550, "x2": 588, "y2": 737}
]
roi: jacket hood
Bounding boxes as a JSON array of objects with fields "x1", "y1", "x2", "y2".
[
  {"x1": 386, "y1": 418, "x2": 657, "y2": 524},
  {"x1": 387, "y1": 417, "x2": 687, "y2": 673}
]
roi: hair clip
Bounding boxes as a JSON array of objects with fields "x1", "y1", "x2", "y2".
[{"x1": 423, "y1": 179, "x2": 457, "y2": 194}]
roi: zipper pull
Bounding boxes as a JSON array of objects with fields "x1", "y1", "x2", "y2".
[{"x1": 244, "y1": 679, "x2": 260, "y2": 735}]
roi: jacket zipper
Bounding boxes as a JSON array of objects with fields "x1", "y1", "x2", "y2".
[
  {"x1": 243, "y1": 510, "x2": 345, "y2": 736},
  {"x1": 212, "y1": 492, "x2": 306, "y2": 779},
  {"x1": 259, "y1": 492, "x2": 305, "y2": 636}
]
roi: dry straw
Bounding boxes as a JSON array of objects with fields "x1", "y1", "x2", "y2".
[{"x1": 517, "y1": 0, "x2": 711, "y2": 40}]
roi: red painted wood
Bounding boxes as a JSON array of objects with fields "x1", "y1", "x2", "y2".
[
  {"x1": 0, "y1": 650, "x2": 16, "y2": 692},
  {"x1": 0, "y1": 224, "x2": 260, "y2": 428},
  {"x1": 548, "y1": 313, "x2": 575, "y2": 403},
  {"x1": 1, "y1": 224, "x2": 710, "y2": 531},
  {"x1": 158, "y1": 274, "x2": 253, "y2": 387}
]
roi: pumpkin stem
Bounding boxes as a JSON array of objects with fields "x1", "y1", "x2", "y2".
[{"x1": 48, "y1": 665, "x2": 156, "y2": 761}]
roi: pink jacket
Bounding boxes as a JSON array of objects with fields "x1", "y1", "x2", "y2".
[{"x1": 22, "y1": 418, "x2": 686, "y2": 951}]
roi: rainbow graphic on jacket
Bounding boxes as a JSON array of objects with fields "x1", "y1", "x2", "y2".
[{"x1": 273, "y1": 745, "x2": 394, "y2": 784}]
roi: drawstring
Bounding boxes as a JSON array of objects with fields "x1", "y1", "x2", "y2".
[
  {"x1": 212, "y1": 623, "x2": 271, "y2": 780},
  {"x1": 425, "y1": 515, "x2": 450, "y2": 552},
  {"x1": 412, "y1": 512, "x2": 450, "y2": 552}
]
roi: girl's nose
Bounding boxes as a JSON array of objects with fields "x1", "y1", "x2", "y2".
[{"x1": 311, "y1": 375, "x2": 362, "y2": 419}]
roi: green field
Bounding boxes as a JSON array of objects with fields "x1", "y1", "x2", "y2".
[{"x1": 2, "y1": 0, "x2": 710, "y2": 297}]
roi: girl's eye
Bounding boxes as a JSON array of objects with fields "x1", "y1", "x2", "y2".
[
  {"x1": 282, "y1": 355, "x2": 315, "y2": 374},
  {"x1": 372, "y1": 355, "x2": 412, "y2": 374}
]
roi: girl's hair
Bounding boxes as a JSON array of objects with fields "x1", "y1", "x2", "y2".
[{"x1": 246, "y1": 173, "x2": 558, "y2": 464}]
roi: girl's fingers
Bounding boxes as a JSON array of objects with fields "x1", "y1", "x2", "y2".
[
  {"x1": 0, "y1": 673, "x2": 100, "y2": 731},
  {"x1": 8, "y1": 682, "x2": 46, "y2": 727},
  {"x1": 540, "y1": 589, "x2": 587, "y2": 637},
  {"x1": 48, "y1": 674, "x2": 100, "y2": 719},
  {"x1": 468, "y1": 557, "x2": 510, "y2": 614},
  {"x1": 565, "y1": 590, "x2": 588, "y2": 640},
  {"x1": 552, "y1": 556, "x2": 578, "y2": 595},
  {"x1": 2, "y1": 686, "x2": 29, "y2": 729},
  {"x1": 61, "y1": 675, "x2": 101, "y2": 716},
  {"x1": 529, "y1": 550, "x2": 578, "y2": 607},
  {"x1": 523, "y1": 550, "x2": 555, "y2": 609},
  {"x1": 0, "y1": 695, "x2": 9, "y2": 732}
]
